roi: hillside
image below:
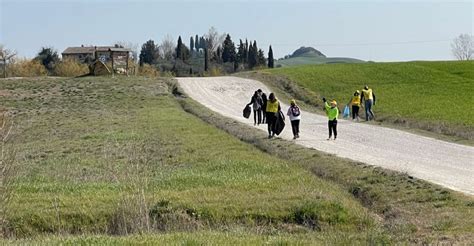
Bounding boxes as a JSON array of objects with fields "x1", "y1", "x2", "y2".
[
  {"x1": 264, "y1": 60, "x2": 474, "y2": 140},
  {"x1": 276, "y1": 46, "x2": 365, "y2": 67}
]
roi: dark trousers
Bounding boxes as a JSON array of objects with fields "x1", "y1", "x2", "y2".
[
  {"x1": 253, "y1": 109, "x2": 262, "y2": 124},
  {"x1": 328, "y1": 119, "x2": 337, "y2": 138},
  {"x1": 266, "y1": 112, "x2": 277, "y2": 135},
  {"x1": 262, "y1": 104, "x2": 267, "y2": 123},
  {"x1": 352, "y1": 105, "x2": 360, "y2": 119},
  {"x1": 291, "y1": 120, "x2": 300, "y2": 136}
]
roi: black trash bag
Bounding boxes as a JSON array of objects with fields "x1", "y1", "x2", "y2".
[
  {"x1": 274, "y1": 111, "x2": 285, "y2": 135},
  {"x1": 243, "y1": 105, "x2": 251, "y2": 119}
]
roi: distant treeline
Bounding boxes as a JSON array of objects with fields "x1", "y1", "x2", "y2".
[{"x1": 138, "y1": 27, "x2": 275, "y2": 76}]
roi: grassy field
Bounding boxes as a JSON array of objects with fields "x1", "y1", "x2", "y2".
[
  {"x1": 259, "y1": 60, "x2": 474, "y2": 140},
  {"x1": 0, "y1": 76, "x2": 388, "y2": 244},
  {"x1": 1, "y1": 76, "x2": 472, "y2": 244}
]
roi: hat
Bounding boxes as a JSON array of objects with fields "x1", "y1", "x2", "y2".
[
  {"x1": 330, "y1": 100, "x2": 337, "y2": 106},
  {"x1": 355, "y1": 90, "x2": 360, "y2": 94},
  {"x1": 290, "y1": 99, "x2": 296, "y2": 105}
]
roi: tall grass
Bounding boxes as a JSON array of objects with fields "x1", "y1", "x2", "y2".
[
  {"x1": 7, "y1": 58, "x2": 47, "y2": 77},
  {"x1": 53, "y1": 58, "x2": 89, "y2": 77}
]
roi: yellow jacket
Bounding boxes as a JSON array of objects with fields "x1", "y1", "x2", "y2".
[
  {"x1": 362, "y1": 88, "x2": 373, "y2": 100},
  {"x1": 266, "y1": 99, "x2": 280, "y2": 113},
  {"x1": 351, "y1": 95, "x2": 361, "y2": 106}
]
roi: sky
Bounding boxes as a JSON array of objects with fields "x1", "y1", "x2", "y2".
[{"x1": 0, "y1": 0, "x2": 473, "y2": 61}]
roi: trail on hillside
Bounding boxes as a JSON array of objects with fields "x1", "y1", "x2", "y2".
[{"x1": 177, "y1": 77, "x2": 474, "y2": 195}]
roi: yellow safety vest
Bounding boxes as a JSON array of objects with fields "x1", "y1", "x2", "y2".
[
  {"x1": 351, "y1": 95, "x2": 361, "y2": 106},
  {"x1": 266, "y1": 99, "x2": 279, "y2": 113},
  {"x1": 362, "y1": 88, "x2": 373, "y2": 100}
]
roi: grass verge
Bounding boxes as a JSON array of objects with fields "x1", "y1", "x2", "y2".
[{"x1": 171, "y1": 79, "x2": 474, "y2": 244}]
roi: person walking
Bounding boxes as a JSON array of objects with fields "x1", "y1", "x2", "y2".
[
  {"x1": 258, "y1": 89, "x2": 267, "y2": 124},
  {"x1": 265, "y1": 93, "x2": 280, "y2": 139},
  {"x1": 361, "y1": 85, "x2": 376, "y2": 121},
  {"x1": 287, "y1": 99, "x2": 301, "y2": 139},
  {"x1": 348, "y1": 90, "x2": 361, "y2": 121},
  {"x1": 247, "y1": 90, "x2": 263, "y2": 125},
  {"x1": 323, "y1": 98, "x2": 339, "y2": 140}
]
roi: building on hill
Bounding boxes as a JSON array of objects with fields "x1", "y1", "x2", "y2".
[{"x1": 62, "y1": 45, "x2": 132, "y2": 75}]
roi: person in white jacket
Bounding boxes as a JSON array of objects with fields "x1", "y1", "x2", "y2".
[{"x1": 287, "y1": 99, "x2": 301, "y2": 139}]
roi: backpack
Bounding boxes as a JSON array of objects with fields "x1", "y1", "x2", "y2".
[{"x1": 291, "y1": 106, "x2": 300, "y2": 117}]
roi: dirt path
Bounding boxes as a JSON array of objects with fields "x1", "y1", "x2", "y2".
[{"x1": 177, "y1": 76, "x2": 474, "y2": 195}]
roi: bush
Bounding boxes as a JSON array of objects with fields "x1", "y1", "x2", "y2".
[
  {"x1": 8, "y1": 58, "x2": 47, "y2": 77},
  {"x1": 138, "y1": 64, "x2": 160, "y2": 77},
  {"x1": 54, "y1": 58, "x2": 89, "y2": 77}
]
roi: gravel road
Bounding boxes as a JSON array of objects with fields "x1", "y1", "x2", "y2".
[{"x1": 177, "y1": 76, "x2": 474, "y2": 195}]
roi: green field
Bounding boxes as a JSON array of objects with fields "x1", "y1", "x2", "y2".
[
  {"x1": 1, "y1": 76, "x2": 473, "y2": 244},
  {"x1": 266, "y1": 60, "x2": 474, "y2": 139},
  {"x1": 0, "y1": 76, "x2": 386, "y2": 244}
]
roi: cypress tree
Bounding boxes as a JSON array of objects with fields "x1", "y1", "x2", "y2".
[
  {"x1": 175, "y1": 36, "x2": 190, "y2": 60},
  {"x1": 244, "y1": 39, "x2": 249, "y2": 63},
  {"x1": 204, "y1": 48, "x2": 209, "y2": 71},
  {"x1": 222, "y1": 34, "x2": 236, "y2": 63},
  {"x1": 257, "y1": 49, "x2": 266, "y2": 66},
  {"x1": 195, "y1": 35, "x2": 199, "y2": 49},
  {"x1": 190, "y1": 36, "x2": 194, "y2": 52},
  {"x1": 268, "y1": 45, "x2": 274, "y2": 68}
]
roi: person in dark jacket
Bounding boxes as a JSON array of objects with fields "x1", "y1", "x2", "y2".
[
  {"x1": 258, "y1": 89, "x2": 267, "y2": 124},
  {"x1": 247, "y1": 90, "x2": 263, "y2": 125}
]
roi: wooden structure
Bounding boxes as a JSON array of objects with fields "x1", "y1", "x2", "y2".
[{"x1": 62, "y1": 45, "x2": 131, "y2": 75}]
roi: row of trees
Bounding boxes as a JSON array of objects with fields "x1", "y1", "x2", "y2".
[{"x1": 138, "y1": 27, "x2": 275, "y2": 75}]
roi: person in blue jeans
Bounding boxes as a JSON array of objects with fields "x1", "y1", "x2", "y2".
[{"x1": 361, "y1": 85, "x2": 376, "y2": 121}]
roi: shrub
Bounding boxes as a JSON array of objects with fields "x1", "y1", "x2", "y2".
[
  {"x1": 8, "y1": 58, "x2": 47, "y2": 77},
  {"x1": 138, "y1": 64, "x2": 160, "y2": 77},
  {"x1": 54, "y1": 58, "x2": 89, "y2": 77}
]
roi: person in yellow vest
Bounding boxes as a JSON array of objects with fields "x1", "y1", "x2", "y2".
[
  {"x1": 323, "y1": 98, "x2": 339, "y2": 140},
  {"x1": 347, "y1": 90, "x2": 361, "y2": 121},
  {"x1": 361, "y1": 85, "x2": 376, "y2": 121},
  {"x1": 265, "y1": 93, "x2": 281, "y2": 139}
]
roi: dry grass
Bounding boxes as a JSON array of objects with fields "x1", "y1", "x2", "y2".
[
  {"x1": 7, "y1": 59, "x2": 47, "y2": 77},
  {"x1": 53, "y1": 58, "x2": 89, "y2": 77},
  {"x1": 138, "y1": 64, "x2": 160, "y2": 77}
]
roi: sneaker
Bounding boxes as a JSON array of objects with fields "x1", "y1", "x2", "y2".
[
  {"x1": 293, "y1": 136, "x2": 297, "y2": 140},
  {"x1": 327, "y1": 137, "x2": 331, "y2": 141},
  {"x1": 268, "y1": 135, "x2": 272, "y2": 139}
]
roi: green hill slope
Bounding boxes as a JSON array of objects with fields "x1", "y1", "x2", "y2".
[{"x1": 267, "y1": 60, "x2": 474, "y2": 139}]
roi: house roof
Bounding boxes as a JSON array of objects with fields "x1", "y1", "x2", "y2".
[{"x1": 62, "y1": 46, "x2": 131, "y2": 54}]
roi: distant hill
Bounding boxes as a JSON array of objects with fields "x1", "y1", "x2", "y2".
[{"x1": 276, "y1": 46, "x2": 364, "y2": 67}]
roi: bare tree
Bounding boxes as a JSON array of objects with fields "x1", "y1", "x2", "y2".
[
  {"x1": 451, "y1": 34, "x2": 473, "y2": 61},
  {"x1": 0, "y1": 45, "x2": 17, "y2": 78},
  {"x1": 205, "y1": 26, "x2": 226, "y2": 53},
  {"x1": 159, "y1": 35, "x2": 175, "y2": 61}
]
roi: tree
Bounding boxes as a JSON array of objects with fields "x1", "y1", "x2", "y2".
[
  {"x1": 159, "y1": 35, "x2": 175, "y2": 61},
  {"x1": 248, "y1": 41, "x2": 258, "y2": 69},
  {"x1": 0, "y1": 45, "x2": 17, "y2": 78},
  {"x1": 244, "y1": 39, "x2": 249, "y2": 64},
  {"x1": 195, "y1": 35, "x2": 199, "y2": 50},
  {"x1": 175, "y1": 36, "x2": 190, "y2": 60},
  {"x1": 190, "y1": 36, "x2": 195, "y2": 52},
  {"x1": 204, "y1": 48, "x2": 209, "y2": 71},
  {"x1": 257, "y1": 49, "x2": 266, "y2": 67},
  {"x1": 237, "y1": 39, "x2": 245, "y2": 64},
  {"x1": 139, "y1": 39, "x2": 159, "y2": 66},
  {"x1": 205, "y1": 26, "x2": 226, "y2": 59},
  {"x1": 221, "y1": 34, "x2": 236, "y2": 63},
  {"x1": 35, "y1": 47, "x2": 59, "y2": 72},
  {"x1": 451, "y1": 34, "x2": 473, "y2": 60},
  {"x1": 268, "y1": 45, "x2": 274, "y2": 68}
]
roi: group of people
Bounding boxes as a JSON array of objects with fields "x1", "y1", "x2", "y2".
[{"x1": 246, "y1": 85, "x2": 376, "y2": 141}]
